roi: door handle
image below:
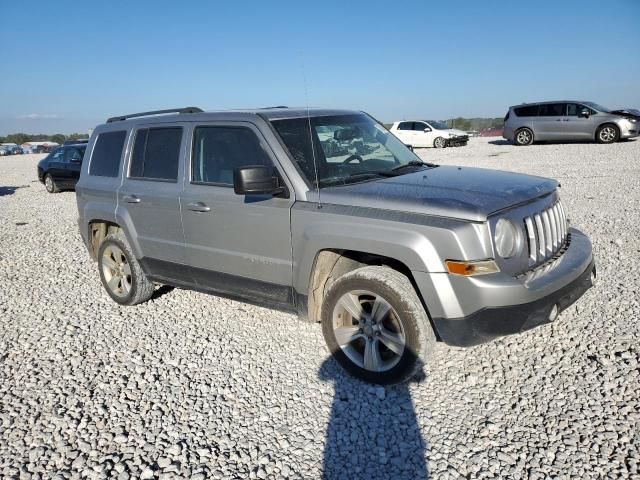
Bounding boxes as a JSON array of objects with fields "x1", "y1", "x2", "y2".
[
  {"x1": 123, "y1": 195, "x2": 141, "y2": 203},
  {"x1": 186, "y1": 201, "x2": 211, "y2": 213}
]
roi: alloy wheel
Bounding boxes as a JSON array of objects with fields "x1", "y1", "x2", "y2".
[
  {"x1": 101, "y1": 244, "x2": 132, "y2": 298},
  {"x1": 599, "y1": 126, "x2": 616, "y2": 142},
  {"x1": 45, "y1": 175, "x2": 53, "y2": 192},
  {"x1": 332, "y1": 290, "x2": 406, "y2": 372},
  {"x1": 516, "y1": 130, "x2": 531, "y2": 145}
]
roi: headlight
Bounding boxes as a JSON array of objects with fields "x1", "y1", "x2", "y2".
[
  {"x1": 494, "y1": 218, "x2": 521, "y2": 258},
  {"x1": 628, "y1": 118, "x2": 637, "y2": 123}
]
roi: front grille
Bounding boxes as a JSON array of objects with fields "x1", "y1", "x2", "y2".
[{"x1": 523, "y1": 200, "x2": 567, "y2": 265}]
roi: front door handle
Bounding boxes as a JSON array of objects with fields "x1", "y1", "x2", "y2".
[
  {"x1": 186, "y1": 201, "x2": 211, "y2": 213},
  {"x1": 123, "y1": 195, "x2": 141, "y2": 203}
]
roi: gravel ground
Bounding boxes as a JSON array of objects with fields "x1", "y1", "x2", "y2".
[{"x1": 1, "y1": 138, "x2": 639, "y2": 479}]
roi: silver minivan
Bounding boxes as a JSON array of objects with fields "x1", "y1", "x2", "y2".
[{"x1": 503, "y1": 101, "x2": 639, "y2": 146}]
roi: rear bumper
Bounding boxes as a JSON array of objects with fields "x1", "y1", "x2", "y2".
[{"x1": 432, "y1": 259, "x2": 595, "y2": 346}]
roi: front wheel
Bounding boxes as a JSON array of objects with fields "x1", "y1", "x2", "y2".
[
  {"x1": 44, "y1": 174, "x2": 59, "y2": 193},
  {"x1": 596, "y1": 124, "x2": 619, "y2": 144},
  {"x1": 321, "y1": 266, "x2": 436, "y2": 385},
  {"x1": 433, "y1": 137, "x2": 446, "y2": 148}
]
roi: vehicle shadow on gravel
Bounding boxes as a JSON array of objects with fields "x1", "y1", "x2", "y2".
[
  {"x1": 319, "y1": 357, "x2": 429, "y2": 479},
  {"x1": 0, "y1": 185, "x2": 26, "y2": 196}
]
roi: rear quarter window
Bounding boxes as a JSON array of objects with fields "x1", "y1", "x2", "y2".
[
  {"x1": 514, "y1": 106, "x2": 539, "y2": 117},
  {"x1": 89, "y1": 131, "x2": 127, "y2": 177}
]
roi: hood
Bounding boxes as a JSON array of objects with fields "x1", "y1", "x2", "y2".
[
  {"x1": 611, "y1": 109, "x2": 640, "y2": 120},
  {"x1": 317, "y1": 166, "x2": 558, "y2": 222}
]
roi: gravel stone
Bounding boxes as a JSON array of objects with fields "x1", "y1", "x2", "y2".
[{"x1": 1, "y1": 142, "x2": 639, "y2": 479}]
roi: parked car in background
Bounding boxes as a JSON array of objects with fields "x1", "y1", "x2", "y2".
[
  {"x1": 37, "y1": 143, "x2": 86, "y2": 193},
  {"x1": 389, "y1": 120, "x2": 469, "y2": 148},
  {"x1": 0, "y1": 146, "x2": 9, "y2": 156},
  {"x1": 503, "y1": 101, "x2": 639, "y2": 146},
  {"x1": 7, "y1": 145, "x2": 23, "y2": 155},
  {"x1": 75, "y1": 106, "x2": 594, "y2": 385}
]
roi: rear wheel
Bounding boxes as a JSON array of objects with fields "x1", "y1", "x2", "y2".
[
  {"x1": 514, "y1": 128, "x2": 534, "y2": 146},
  {"x1": 44, "y1": 174, "x2": 59, "y2": 193},
  {"x1": 433, "y1": 137, "x2": 446, "y2": 148},
  {"x1": 321, "y1": 266, "x2": 435, "y2": 385},
  {"x1": 596, "y1": 124, "x2": 619, "y2": 144},
  {"x1": 97, "y1": 232, "x2": 155, "y2": 305}
]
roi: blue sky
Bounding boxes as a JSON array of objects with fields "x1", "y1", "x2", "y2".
[{"x1": 1, "y1": 0, "x2": 639, "y2": 134}]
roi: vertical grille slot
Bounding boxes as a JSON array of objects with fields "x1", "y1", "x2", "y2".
[{"x1": 523, "y1": 199, "x2": 568, "y2": 266}]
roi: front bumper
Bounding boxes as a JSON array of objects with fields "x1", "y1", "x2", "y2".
[
  {"x1": 419, "y1": 227, "x2": 594, "y2": 347},
  {"x1": 446, "y1": 135, "x2": 469, "y2": 146}
]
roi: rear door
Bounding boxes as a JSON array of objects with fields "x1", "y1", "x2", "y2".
[
  {"x1": 64, "y1": 146, "x2": 85, "y2": 187},
  {"x1": 180, "y1": 122, "x2": 295, "y2": 308},
  {"x1": 537, "y1": 103, "x2": 566, "y2": 140},
  {"x1": 563, "y1": 103, "x2": 596, "y2": 139},
  {"x1": 392, "y1": 121, "x2": 415, "y2": 146},
  {"x1": 117, "y1": 124, "x2": 189, "y2": 281}
]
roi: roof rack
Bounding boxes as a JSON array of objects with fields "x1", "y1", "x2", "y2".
[{"x1": 106, "y1": 107, "x2": 203, "y2": 123}]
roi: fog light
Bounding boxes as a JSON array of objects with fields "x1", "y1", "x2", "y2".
[{"x1": 548, "y1": 304, "x2": 559, "y2": 322}]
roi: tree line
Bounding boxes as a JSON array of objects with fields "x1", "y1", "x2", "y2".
[{"x1": 0, "y1": 133, "x2": 88, "y2": 145}]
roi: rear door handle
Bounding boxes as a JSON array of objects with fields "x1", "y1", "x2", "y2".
[
  {"x1": 123, "y1": 195, "x2": 141, "y2": 203},
  {"x1": 186, "y1": 201, "x2": 211, "y2": 213}
]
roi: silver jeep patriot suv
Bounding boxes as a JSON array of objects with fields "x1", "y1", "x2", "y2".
[{"x1": 76, "y1": 107, "x2": 595, "y2": 384}]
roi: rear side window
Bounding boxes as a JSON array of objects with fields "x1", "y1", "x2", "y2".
[
  {"x1": 192, "y1": 127, "x2": 273, "y2": 185},
  {"x1": 129, "y1": 127, "x2": 183, "y2": 181},
  {"x1": 397, "y1": 122, "x2": 413, "y2": 130},
  {"x1": 89, "y1": 131, "x2": 127, "y2": 177},
  {"x1": 514, "y1": 105, "x2": 539, "y2": 117},
  {"x1": 538, "y1": 103, "x2": 565, "y2": 116}
]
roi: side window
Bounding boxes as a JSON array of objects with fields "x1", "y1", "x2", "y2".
[
  {"x1": 129, "y1": 127, "x2": 183, "y2": 181},
  {"x1": 413, "y1": 122, "x2": 428, "y2": 131},
  {"x1": 397, "y1": 122, "x2": 413, "y2": 130},
  {"x1": 192, "y1": 127, "x2": 273, "y2": 185},
  {"x1": 567, "y1": 104, "x2": 593, "y2": 116},
  {"x1": 51, "y1": 148, "x2": 64, "y2": 161},
  {"x1": 89, "y1": 131, "x2": 127, "y2": 177},
  {"x1": 64, "y1": 147, "x2": 83, "y2": 163},
  {"x1": 538, "y1": 103, "x2": 565, "y2": 116},
  {"x1": 514, "y1": 105, "x2": 539, "y2": 117}
]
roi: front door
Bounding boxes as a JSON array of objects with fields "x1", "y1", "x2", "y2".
[
  {"x1": 63, "y1": 146, "x2": 84, "y2": 187},
  {"x1": 180, "y1": 122, "x2": 294, "y2": 308},
  {"x1": 563, "y1": 103, "x2": 596, "y2": 139},
  {"x1": 117, "y1": 124, "x2": 189, "y2": 281}
]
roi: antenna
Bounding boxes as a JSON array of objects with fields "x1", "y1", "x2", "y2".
[{"x1": 301, "y1": 58, "x2": 321, "y2": 209}]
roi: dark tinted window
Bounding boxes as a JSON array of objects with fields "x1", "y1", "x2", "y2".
[
  {"x1": 567, "y1": 103, "x2": 594, "y2": 116},
  {"x1": 50, "y1": 148, "x2": 64, "y2": 161},
  {"x1": 397, "y1": 122, "x2": 413, "y2": 130},
  {"x1": 192, "y1": 127, "x2": 273, "y2": 185},
  {"x1": 89, "y1": 131, "x2": 127, "y2": 177},
  {"x1": 413, "y1": 122, "x2": 428, "y2": 131},
  {"x1": 129, "y1": 127, "x2": 182, "y2": 181},
  {"x1": 538, "y1": 103, "x2": 565, "y2": 116},
  {"x1": 64, "y1": 146, "x2": 85, "y2": 163},
  {"x1": 514, "y1": 105, "x2": 539, "y2": 117}
]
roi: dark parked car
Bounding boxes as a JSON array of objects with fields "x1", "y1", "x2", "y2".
[
  {"x1": 63, "y1": 138, "x2": 89, "y2": 145},
  {"x1": 37, "y1": 144, "x2": 87, "y2": 193}
]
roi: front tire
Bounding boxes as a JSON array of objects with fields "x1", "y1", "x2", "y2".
[
  {"x1": 433, "y1": 137, "x2": 446, "y2": 148},
  {"x1": 514, "y1": 128, "x2": 534, "y2": 146},
  {"x1": 44, "y1": 174, "x2": 59, "y2": 193},
  {"x1": 321, "y1": 266, "x2": 436, "y2": 385},
  {"x1": 596, "y1": 124, "x2": 619, "y2": 144},
  {"x1": 97, "y1": 232, "x2": 155, "y2": 305}
]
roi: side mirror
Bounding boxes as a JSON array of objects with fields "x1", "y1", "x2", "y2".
[
  {"x1": 70, "y1": 157, "x2": 82, "y2": 163},
  {"x1": 423, "y1": 127, "x2": 432, "y2": 132},
  {"x1": 579, "y1": 109, "x2": 591, "y2": 118},
  {"x1": 233, "y1": 166, "x2": 283, "y2": 195}
]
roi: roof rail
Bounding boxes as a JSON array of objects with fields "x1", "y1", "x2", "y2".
[
  {"x1": 260, "y1": 105, "x2": 288, "y2": 109},
  {"x1": 106, "y1": 107, "x2": 203, "y2": 123}
]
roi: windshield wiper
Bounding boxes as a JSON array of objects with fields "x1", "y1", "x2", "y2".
[{"x1": 389, "y1": 160, "x2": 436, "y2": 173}]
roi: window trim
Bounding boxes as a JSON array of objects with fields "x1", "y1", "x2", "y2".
[{"x1": 127, "y1": 126, "x2": 183, "y2": 183}]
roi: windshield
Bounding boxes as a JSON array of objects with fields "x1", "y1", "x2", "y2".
[
  {"x1": 424, "y1": 120, "x2": 449, "y2": 130},
  {"x1": 583, "y1": 102, "x2": 610, "y2": 113},
  {"x1": 271, "y1": 113, "x2": 430, "y2": 188}
]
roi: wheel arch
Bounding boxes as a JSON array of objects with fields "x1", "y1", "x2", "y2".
[
  {"x1": 595, "y1": 122, "x2": 620, "y2": 142},
  {"x1": 87, "y1": 220, "x2": 123, "y2": 260}
]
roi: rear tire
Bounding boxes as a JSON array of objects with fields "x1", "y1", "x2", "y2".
[
  {"x1": 514, "y1": 128, "x2": 534, "y2": 146},
  {"x1": 44, "y1": 174, "x2": 59, "y2": 193},
  {"x1": 596, "y1": 124, "x2": 619, "y2": 144},
  {"x1": 97, "y1": 232, "x2": 155, "y2": 306},
  {"x1": 321, "y1": 266, "x2": 436, "y2": 385}
]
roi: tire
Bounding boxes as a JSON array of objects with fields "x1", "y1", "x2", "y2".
[
  {"x1": 321, "y1": 265, "x2": 436, "y2": 385},
  {"x1": 433, "y1": 137, "x2": 446, "y2": 148},
  {"x1": 44, "y1": 174, "x2": 59, "y2": 193},
  {"x1": 97, "y1": 232, "x2": 155, "y2": 305},
  {"x1": 596, "y1": 124, "x2": 619, "y2": 144},
  {"x1": 514, "y1": 128, "x2": 534, "y2": 146}
]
